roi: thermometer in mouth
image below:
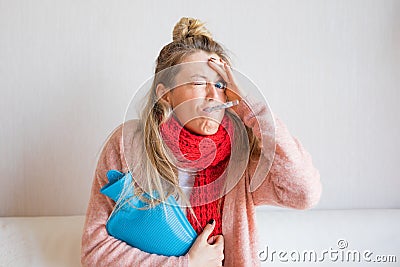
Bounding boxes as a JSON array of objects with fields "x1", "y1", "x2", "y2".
[{"x1": 203, "y1": 100, "x2": 240, "y2": 113}]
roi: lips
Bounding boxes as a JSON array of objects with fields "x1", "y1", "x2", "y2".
[
  {"x1": 198, "y1": 107, "x2": 223, "y2": 119},
  {"x1": 201, "y1": 105, "x2": 213, "y2": 112},
  {"x1": 199, "y1": 101, "x2": 224, "y2": 112}
]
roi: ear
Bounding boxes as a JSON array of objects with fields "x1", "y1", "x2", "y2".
[{"x1": 156, "y1": 83, "x2": 171, "y2": 104}]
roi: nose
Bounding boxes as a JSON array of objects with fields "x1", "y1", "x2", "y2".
[{"x1": 205, "y1": 82, "x2": 219, "y2": 100}]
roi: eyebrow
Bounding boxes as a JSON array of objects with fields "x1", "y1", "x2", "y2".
[
  {"x1": 190, "y1": 74, "x2": 207, "y2": 79},
  {"x1": 190, "y1": 74, "x2": 223, "y2": 81}
]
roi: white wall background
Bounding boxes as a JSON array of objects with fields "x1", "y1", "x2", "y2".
[{"x1": 1, "y1": 0, "x2": 399, "y2": 216}]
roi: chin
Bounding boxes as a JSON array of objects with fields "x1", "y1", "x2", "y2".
[
  {"x1": 202, "y1": 127, "x2": 218, "y2": 135},
  {"x1": 197, "y1": 119, "x2": 221, "y2": 135}
]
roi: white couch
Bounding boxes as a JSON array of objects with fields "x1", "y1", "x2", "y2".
[{"x1": 1, "y1": 209, "x2": 399, "y2": 267}]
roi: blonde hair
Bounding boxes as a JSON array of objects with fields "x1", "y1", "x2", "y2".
[{"x1": 120, "y1": 17, "x2": 259, "y2": 212}]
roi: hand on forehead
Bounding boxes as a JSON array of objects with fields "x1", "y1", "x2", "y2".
[{"x1": 174, "y1": 52, "x2": 224, "y2": 86}]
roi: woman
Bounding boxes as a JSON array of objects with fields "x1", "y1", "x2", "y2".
[{"x1": 81, "y1": 17, "x2": 322, "y2": 267}]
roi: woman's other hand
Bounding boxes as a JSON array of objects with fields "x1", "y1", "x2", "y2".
[{"x1": 187, "y1": 219, "x2": 224, "y2": 267}]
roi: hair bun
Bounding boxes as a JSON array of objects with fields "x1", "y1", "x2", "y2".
[{"x1": 172, "y1": 17, "x2": 213, "y2": 42}]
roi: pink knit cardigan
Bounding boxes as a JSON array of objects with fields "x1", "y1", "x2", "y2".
[{"x1": 81, "y1": 96, "x2": 322, "y2": 267}]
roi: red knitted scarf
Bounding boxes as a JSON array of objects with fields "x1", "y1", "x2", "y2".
[{"x1": 160, "y1": 115, "x2": 233, "y2": 236}]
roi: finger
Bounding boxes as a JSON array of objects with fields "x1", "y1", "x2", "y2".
[
  {"x1": 212, "y1": 252, "x2": 224, "y2": 265},
  {"x1": 213, "y1": 234, "x2": 224, "y2": 245},
  {"x1": 217, "y1": 249, "x2": 225, "y2": 263},
  {"x1": 208, "y1": 58, "x2": 229, "y2": 82},
  {"x1": 212, "y1": 58, "x2": 243, "y2": 100},
  {"x1": 218, "y1": 57, "x2": 236, "y2": 86},
  {"x1": 220, "y1": 252, "x2": 225, "y2": 261},
  {"x1": 200, "y1": 219, "x2": 215, "y2": 242},
  {"x1": 208, "y1": 60, "x2": 228, "y2": 82},
  {"x1": 222, "y1": 64, "x2": 244, "y2": 101},
  {"x1": 222, "y1": 61, "x2": 236, "y2": 85},
  {"x1": 207, "y1": 235, "x2": 216, "y2": 244}
]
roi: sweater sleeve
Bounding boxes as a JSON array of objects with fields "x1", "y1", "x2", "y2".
[
  {"x1": 234, "y1": 96, "x2": 322, "y2": 210},
  {"x1": 81, "y1": 124, "x2": 189, "y2": 267}
]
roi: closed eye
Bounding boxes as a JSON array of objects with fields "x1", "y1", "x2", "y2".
[{"x1": 192, "y1": 81, "x2": 207, "y2": 86}]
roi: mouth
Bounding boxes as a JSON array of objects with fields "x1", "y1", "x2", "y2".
[
  {"x1": 199, "y1": 104, "x2": 223, "y2": 115},
  {"x1": 202, "y1": 100, "x2": 239, "y2": 113}
]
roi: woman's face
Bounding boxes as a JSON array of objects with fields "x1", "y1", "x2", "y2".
[{"x1": 161, "y1": 51, "x2": 227, "y2": 135}]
